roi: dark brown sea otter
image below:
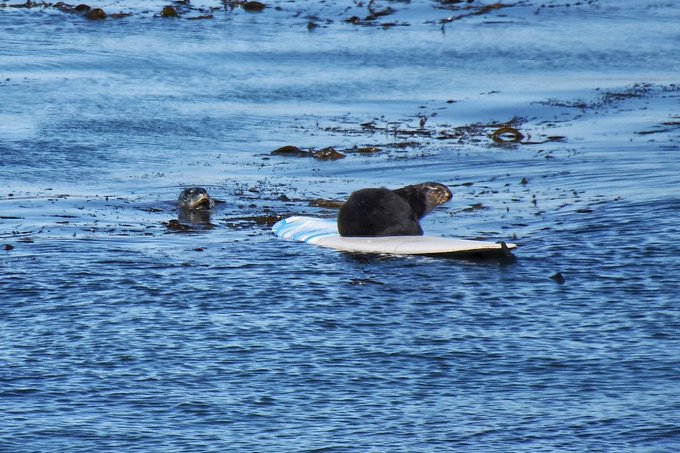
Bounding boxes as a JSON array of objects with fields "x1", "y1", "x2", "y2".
[{"x1": 337, "y1": 182, "x2": 452, "y2": 237}]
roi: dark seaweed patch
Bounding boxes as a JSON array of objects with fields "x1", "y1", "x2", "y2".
[
  {"x1": 271, "y1": 145, "x2": 313, "y2": 158},
  {"x1": 550, "y1": 272, "x2": 565, "y2": 284},
  {"x1": 491, "y1": 126, "x2": 524, "y2": 144},
  {"x1": 281, "y1": 110, "x2": 566, "y2": 158},
  {"x1": 270, "y1": 145, "x2": 346, "y2": 160},
  {"x1": 160, "y1": 5, "x2": 179, "y2": 18},
  {"x1": 222, "y1": 213, "x2": 283, "y2": 229},
  {"x1": 308, "y1": 199, "x2": 343, "y2": 209},
  {"x1": 637, "y1": 118, "x2": 680, "y2": 136},
  {"x1": 439, "y1": 2, "x2": 521, "y2": 29},
  {"x1": 241, "y1": 1, "x2": 266, "y2": 12},
  {"x1": 84, "y1": 7, "x2": 105, "y2": 20},
  {"x1": 539, "y1": 83, "x2": 655, "y2": 111},
  {"x1": 312, "y1": 147, "x2": 345, "y2": 161}
]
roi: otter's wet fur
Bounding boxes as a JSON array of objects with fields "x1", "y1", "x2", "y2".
[{"x1": 337, "y1": 182, "x2": 452, "y2": 237}]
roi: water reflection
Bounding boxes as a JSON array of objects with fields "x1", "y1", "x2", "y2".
[{"x1": 177, "y1": 207, "x2": 214, "y2": 229}]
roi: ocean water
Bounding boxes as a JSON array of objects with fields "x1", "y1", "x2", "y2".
[{"x1": 1, "y1": 1, "x2": 679, "y2": 451}]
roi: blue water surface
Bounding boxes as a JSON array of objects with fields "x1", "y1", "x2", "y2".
[{"x1": 1, "y1": 1, "x2": 679, "y2": 451}]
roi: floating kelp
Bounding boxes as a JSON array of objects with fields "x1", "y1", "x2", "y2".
[
  {"x1": 312, "y1": 147, "x2": 345, "y2": 161},
  {"x1": 435, "y1": 118, "x2": 522, "y2": 142},
  {"x1": 242, "y1": 1, "x2": 265, "y2": 12},
  {"x1": 223, "y1": 213, "x2": 283, "y2": 229},
  {"x1": 271, "y1": 145, "x2": 313, "y2": 158},
  {"x1": 270, "y1": 145, "x2": 345, "y2": 160},
  {"x1": 534, "y1": 0, "x2": 599, "y2": 15},
  {"x1": 540, "y1": 83, "x2": 657, "y2": 111},
  {"x1": 461, "y1": 202, "x2": 487, "y2": 213},
  {"x1": 439, "y1": 2, "x2": 518, "y2": 28},
  {"x1": 188, "y1": 14, "x2": 214, "y2": 20},
  {"x1": 160, "y1": 5, "x2": 179, "y2": 18},
  {"x1": 273, "y1": 110, "x2": 566, "y2": 156},
  {"x1": 5, "y1": 1, "x2": 48, "y2": 8},
  {"x1": 308, "y1": 199, "x2": 343, "y2": 209},
  {"x1": 164, "y1": 219, "x2": 192, "y2": 231},
  {"x1": 84, "y1": 7, "x2": 105, "y2": 20},
  {"x1": 491, "y1": 126, "x2": 524, "y2": 144},
  {"x1": 1, "y1": 1, "x2": 218, "y2": 21},
  {"x1": 0, "y1": 0, "x2": 546, "y2": 27},
  {"x1": 365, "y1": 6, "x2": 394, "y2": 21},
  {"x1": 222, "y1": 1, "x2": 265, "y2": 12},
  {"x1": 637, "y1": 118, "x2": 680, "y2": 136},
  {"x1": 344, "y1": 15, "x2": 362, "y2": 25},
  {"x1": 44, "y1": 2, "x2": 128, "y2": 19},
  {"x1": 347, "y1": 146, "x2": 382, "y2": 154}
]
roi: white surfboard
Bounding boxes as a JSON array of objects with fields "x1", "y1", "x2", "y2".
[{"x1": 272, "y1": 216, "x2": 517, "y2": 257}]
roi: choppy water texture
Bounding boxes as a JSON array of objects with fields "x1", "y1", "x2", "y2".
[{"x1": 1, "y1": 0, "x2": 679, "y2": 451}]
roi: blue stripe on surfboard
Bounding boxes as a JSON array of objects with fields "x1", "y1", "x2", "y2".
[{"x1": 273, "y1": 216, "x2": 337, "y2": 242}]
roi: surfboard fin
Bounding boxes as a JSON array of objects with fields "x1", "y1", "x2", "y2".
[{"x1": 498, "y1": 241, "x2": 512, "y2": 257}]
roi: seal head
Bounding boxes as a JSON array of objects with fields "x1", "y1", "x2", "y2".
[
  {"x1": 177, "y1": 187, "x2": 215, "y2": 210},
  {"x1": 337, "y1": 182, "x2": 452, "y2": 237}
]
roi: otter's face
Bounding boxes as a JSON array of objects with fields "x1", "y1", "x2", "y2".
[
  {"x1": 178, "y1": 187, "x2": 215, "y2": 210},
  {"x1": 416, "y1": 182, "x2": 453, "y2": 214},
  {"x1": 392, "y1": 182, "x2": 452, "y2": 218}
]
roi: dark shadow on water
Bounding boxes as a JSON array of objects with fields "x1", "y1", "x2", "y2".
[
  {"x1": 165, "y1": 208, "x2": 215, "y2": 232},
  {"x1": 171, "y1": 199, "x2": 230, "y2": 231},
  {"x1": 424, "y1": 251, "x2": 518, "y2": 265},
  {"x1": 177, "y1": 208, "x2": 213, "y2": 226},
  {"x1": 339, "y1": 250, "x2": 518, "y2": 265}
]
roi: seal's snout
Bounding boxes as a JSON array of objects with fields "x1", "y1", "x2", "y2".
[
  {"x1": 190, "y1": 193, "x2": 212, "y2": 210},
  {"x1": 178, "y1": 187, "x2": 215, "y2": 210}
]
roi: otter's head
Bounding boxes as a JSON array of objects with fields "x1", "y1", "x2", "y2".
[
  {"x1": 419, "y1": 182, "x2": 453, "y2": 213},
  {"x1": 394, "y1": 182, "x2": 452, "y2": 218},
  {"x1": 177, "y1": 187, "x2": 215, "y2": 210}
]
